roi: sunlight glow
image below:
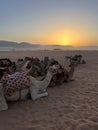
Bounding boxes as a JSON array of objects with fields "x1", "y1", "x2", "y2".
[
  {"x1": 49, "y1": 29, "x2": 82, "y2": 46},
  {"x1": 58, "y1": 37, "x2": 72, "y2": 45}
]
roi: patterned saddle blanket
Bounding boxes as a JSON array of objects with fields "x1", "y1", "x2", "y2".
[{"x1": 1, "y1": 72, "x2": 30, "y2": 96}]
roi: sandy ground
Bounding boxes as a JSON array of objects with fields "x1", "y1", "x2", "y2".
[{"x1": 0, "y1": 50, "x2": 98, "y2": 130}]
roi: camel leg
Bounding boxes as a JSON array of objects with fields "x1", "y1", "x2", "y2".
[
  {"x1": 29, "y1": 85, "x2": 48, "y2": 100},
  {"x1": 6, "y1": 89, "x2": 29, "y2": 101},
  {"x1": 29, "y1": 76, "x2": 48, "y2": 94},
  {"x1": 67, "y1": 66, "x2": 75, "y2": 82},
  {"x1": 5, "y1": 91, "x2": 20, "y2": 101},
  {"x1": 31, "y1": 91, "x2": 48, "y2": 101},
  {"x1": 68, "y1": 72, "x2": 75, "y2": 81},
  {"x1": 0, "y1": 83, "x2": 8, "y2": 111},
  {"x1": 29, "y1": 76, "x2": 49, "y2": 100}
]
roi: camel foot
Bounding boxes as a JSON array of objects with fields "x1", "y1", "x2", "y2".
[
  {"x1": 69, "y1": 79, "x2": 75, "y2": 82},
  {"x1": 0, "y1": 99, "x2": 8, "y2": 111},
  {"x1": 31, "y1": 92, "x2": 48, "y2": 101},
  {"x1": 39, "y1": 89, "x2": 46, "y2": 94},
  {"x1": 0, "y1": 105, "x2": 8, "y2": 111},
  {"x1": 64, "y1": 79, "x2": 75, "y2": 83}
]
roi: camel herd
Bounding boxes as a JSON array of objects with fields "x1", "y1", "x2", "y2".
[{"x1": 0, "y1": 55, "x2": 86, "y2": 111}]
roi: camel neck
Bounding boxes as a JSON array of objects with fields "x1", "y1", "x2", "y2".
[
  {"x1": 70, "y1": 66, "x2": 74, "y2": 73},
  {"x1": 16, "y1": 60, "x2": 28, "y2": 71},
  {"x1": 41, "y1": 71, "x2": 52, "y2": 87},
  {"x1": 68, "y1": 66, "x2": 74, "y2": 80}
]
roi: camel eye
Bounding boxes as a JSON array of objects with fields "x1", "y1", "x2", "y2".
[{"x1": 50, "y1": 68, "x2": 53, "y2": 71}]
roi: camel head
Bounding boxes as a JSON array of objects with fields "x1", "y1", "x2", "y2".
[
  {"x1": 25, "y1": 56, "x2": 32, "y2": 61},
  {"x1": 48, "y1": 64, "x2": 60, "y2": 75},
  {"x1": 69, "y1": 59, "x2": 78, "y2": 67}
]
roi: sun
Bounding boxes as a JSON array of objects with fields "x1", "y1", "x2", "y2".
[{"x1": 58, "y1": 37, "x2": 72, "y2": 45}]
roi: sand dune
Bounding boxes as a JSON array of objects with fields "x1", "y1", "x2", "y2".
[{"x1": 0, "y1": 50, "x2": 98, "y2": 130}]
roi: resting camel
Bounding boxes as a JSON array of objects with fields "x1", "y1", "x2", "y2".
[
  {"x1": 26, "y1": 57, "x2": 44, "y2": 77},
  {"x1": 26, "y1": 57, "x2": 75, "y2": 86},
  {"x1": 0, "y1": 58, "x2": 12, "y2": 67},
  {"x1": 15, "y1": 57, "x2": 31, "y2": 72},
  {"x1": 0, "y1": 57, "x2": 30, "y2": 75},
  {"x1": 49, "y1": 62, "x2": 75, "y2": 86},
  {"x1": 0, "y1": 64, "x2": 60, "y2": 111},
  {"x1": 65, "y1": 54, "x2": 86, "y2": 65}
]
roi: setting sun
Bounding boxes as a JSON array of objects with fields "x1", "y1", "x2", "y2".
[
  {"x1": 47, "y1": 29, "x2": 83, "y2": 46},
  {"x1": 58, "y1": 37, "x2": 72, "y2": 45}
]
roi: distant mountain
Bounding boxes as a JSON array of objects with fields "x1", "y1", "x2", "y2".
[
  {"x1": 0, "y1": 40, "x2": 73, "y2": 50},
  {"x1": 18, "y1": 42, "x2": 40, "y2": 48},
  {"x1": 0, "y1": 41, "x2": 18, "y2": 47},
  {"x1": 0, "y1": 41, "x2": 40, "y2": 48},
  {"x1": 1, "y1": 40, "x2": 98, "y2": 51}
]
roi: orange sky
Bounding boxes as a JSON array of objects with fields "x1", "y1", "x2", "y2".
[
  {"x1": 0, "y1": 0, "x2": 98, "y2": 46},
  {"x1": 28, "y1": 27, "x2": 98, "y2": 46}
]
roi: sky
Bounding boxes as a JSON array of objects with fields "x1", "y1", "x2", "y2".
[{"x1": 0, "y1": 0, "x2": 98, "y2": 46}]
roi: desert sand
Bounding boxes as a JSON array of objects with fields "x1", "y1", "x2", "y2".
[{"x1": 0, "y1": 50, "x2": 98, "y2": 130}]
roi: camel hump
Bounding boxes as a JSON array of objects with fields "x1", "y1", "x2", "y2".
[{"x1": 3, "y1": 72, "x2": 30, "y2": 97}]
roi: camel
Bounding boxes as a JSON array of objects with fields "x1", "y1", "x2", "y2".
[
  {"x1": 49, "y1": 62, "x2": 75, "y2": 86},
  {"x1": 0, "y1": 64, "x2": 60, "y2": 111},
  {"x1": 26, "y1": 56, "x2": 59, "y2": 77},
  {"x1": 27, "y1": 65, "x2": 42, "y2": 77},
  {"x1": 0, "y1": 58, "x2": 12, "y2": 67},
  {"x1": 65, "y1": 62, "x2": 75, "y2": 82},
  {"x1": 0, "y1": 57, "x2": 30, "y2": 75},
  {"x1": 26, "y1": 56, "x2": 75, "y2": 87},
  {"x1": 26, "y1": 57, "x2": 44, "y2": 77},
  {"x1": 65, "y1": 55, "x2": 86, "y2": 65},
  {"x1": 0, "y1": 58, "x2": 15, "y2": 74},
  {"x1": 15, "y1": 57, "x2": 31, "y2": 72}
]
